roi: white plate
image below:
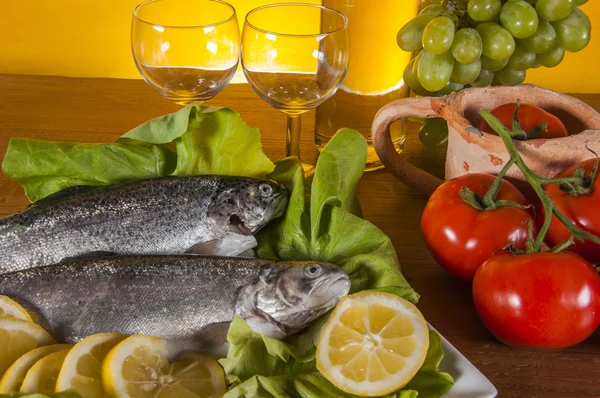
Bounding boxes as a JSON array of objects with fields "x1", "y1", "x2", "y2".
[{"x1": 429, "y1": 324, "x2": 498, "y2": 398}]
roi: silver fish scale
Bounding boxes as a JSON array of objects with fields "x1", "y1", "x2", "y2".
[
  {"x1": 0, "y1": 255, "x2": 271, "y2": 343},
  {"x1": 0, "y1": 176, "x2": 241, "y2": 273}
]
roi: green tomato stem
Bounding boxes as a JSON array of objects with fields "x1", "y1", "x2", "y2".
[
  {"x1": 481, "y1": 157, "x2": 516, "y2": 208},
  {"x1": 479, "y1": 109, "x2": 600, "y2": 252},
  {"x1": 550, "y1": 236, "x2": 576, "y2": 253},
  {"x1": 459, "y1": 187, "x2": 484, "y2": 211}
]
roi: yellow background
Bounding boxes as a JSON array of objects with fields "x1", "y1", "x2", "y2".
[{"x1": 1, "y1": 0, "x2": 598, "y2": 93}]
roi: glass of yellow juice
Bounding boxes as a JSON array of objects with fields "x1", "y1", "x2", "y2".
[{"x1": 315, "y1": 0, "x2": 419, "y2": 171}]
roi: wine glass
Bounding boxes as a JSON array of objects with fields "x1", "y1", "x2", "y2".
[
  {"x1": 132, "y1": 0, "x2": 240, "y2": 105},
  {"x1": 241, "y1": 3, "x2": 349, "y2": 168}
]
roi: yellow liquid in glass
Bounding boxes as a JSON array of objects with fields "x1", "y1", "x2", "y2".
[{"x1": 316, "y1": 0, "x2": 419, "y2": 170}]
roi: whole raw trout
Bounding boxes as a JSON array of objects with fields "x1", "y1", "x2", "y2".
[
  {"x1": 0, "y1": 175, "x2": 289, "y2": 274},
  {"x1": 0, "y1": 255, "x2": 351, "y2": 348}
]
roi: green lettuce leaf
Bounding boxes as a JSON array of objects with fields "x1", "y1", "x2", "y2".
[
  {"x1": 2, "y1": 105, "x2": 274, "y2": 202},
  {"x1": 2, "y1": 140, "x2": 176, "y2": 203},
  {"x1": 119, "y1": 105, "x2": 274, "y2": 177},
  {"x1": 222, "y1": 317, "x2": 451, "y2": 398}
]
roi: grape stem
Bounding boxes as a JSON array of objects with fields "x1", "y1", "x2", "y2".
[{"x1": 479, "y1": 108, "x2": 600, "y2": 253}]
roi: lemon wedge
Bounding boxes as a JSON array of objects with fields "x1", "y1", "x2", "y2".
[
  {"x1": 0, "y1": 344, "x2": 72, "y2": 393},
  {"x1": 0, "y1": 296, "x2": 33, "y2": 322},
  {"x1": 102, "y1": 334, "x2": 226, "y2": 398},
  {"x1": 20, "y1": 349, "x2": 71, "y2": 394},
  {"x1": 56, "y1": 333, "x2": 125, "y2": 398},
  {"x1": 0, "y1": 316, "x2": 55, "y2": 377},
  {"x1": 316, "y1": 292, "x2": 429, "y2": 397}
]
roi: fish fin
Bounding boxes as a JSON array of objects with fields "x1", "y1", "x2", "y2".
[
  {"x1": 57, "y1": 251, "x2": 120, "y2": 264},
  {"x1": 185, "y1": 241, "x2": 219, "y2": 255},
  {"x1": 195, "y1": 322, "x2": 231, "y2": 347},
  {"x1": 29, "y1": 185, "x2": 100, "y2": 207},
  {"x1": 186, "y1": 233, "x2": 257, "y2": 257},
  {"x1": 165, "y1": 324, "x2": 232, "y2": 361}
]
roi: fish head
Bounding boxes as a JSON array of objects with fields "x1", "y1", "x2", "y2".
[
  {"x1": 250, "y1": 262, "x2": 351, "y2": 335},
  {"x1": 208, "y1": 178, "x2": 288, "y2": 236}
]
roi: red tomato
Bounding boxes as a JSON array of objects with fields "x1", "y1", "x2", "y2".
[
  {"x1": 477, "y1": 103, "x2": 568, "y2": 139},
  {"x1": 540, "y1": 159, "x2": 600, "y2": 264},
  {"x1": 473, "y1": 251, "x2": 600, "y2": 349},
  {"x1": 421, "y1": 174, "x2": 534, "y2": 281}
]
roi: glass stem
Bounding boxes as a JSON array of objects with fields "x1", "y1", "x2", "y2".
[{"x1": 286, "y1": 114, "x2": 301, "y2": 159}]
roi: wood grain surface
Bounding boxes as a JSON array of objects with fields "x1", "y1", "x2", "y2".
[{"x1": 1, "y1": 73, "x2": 600, "y2": 397}]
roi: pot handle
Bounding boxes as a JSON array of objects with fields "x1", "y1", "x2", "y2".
[{"x1": 372, "y1": 96, "x2": 445, "y2": 196}]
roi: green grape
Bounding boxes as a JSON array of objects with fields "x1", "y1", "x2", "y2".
[
  {"x1": 531, "y1": 61, "x2": 542, "y2": 68},
  {"x1": 451, "y1": 28, "x2": 483, "y2": 64},
  {"x1": 404, "y1": 56, "x2": 435, "y2": 96},
  {"x1": 476, "y1": 23, "x2": 516, "y2": 60},
  {"x1": 518, "y1": 20, "x2": 557, "y2": 53},
  {"x1": 397, "y1": 15, "x2": 435, "y2": 51},
  {"x1": 536, "y1": 0, "x2": 575, "y2": 21},
  {"x1": 507, "y1": 43, "x2": 537, "y2": 70},
  {"x1": 417, "y1": 50, "x2": 455, "y2": 92},
  {"x1": 451, "y1": 59, "x2": 482, "y2": 84},
  {"x1": 500, "y1": 1, "x2": 539, "y2": 39},
  {"x1": 468, "y1": 0, "x2": 502, "y2": 21},
  {"x1": 437, "y1": 81, "x2": 465, "y2": 96},
  {"x1": 403, "y1": 58, "x2": 422, "y2": 90},
  {"x1": 537, "y1": 46, "x2": 565, "y2": 67},
  {"x1": 481, "y1": 55, "x2": 509, "y2": 71},
  {"x1": 419, "y1": 118, "x2": 449, "y2": 148},
  {"x1": 420, "y1": 4, "x2": 447, "y2": 16},
  {"x1": 423, "y1": 16, "x2": 456, "y2": 54},
  {"x1": 551, "y1": 9, "x2": 591, "y2": 52},
  {"x1": 471, "y1": 69, "x2": 495, "y2": 87},
  {"x1": 573, "y1": 0, "x2": 588, "y2": 5},
  {"x1": 494, "y1": 67, "x2": 527, "y2": 86}
]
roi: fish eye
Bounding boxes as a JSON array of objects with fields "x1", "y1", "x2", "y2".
[
  {"x1": 306, "y1": 265, "x2": 322, "y2": 277},
  {"x1": 259, "y1": 183, "x2": 273, "y2": 197}
]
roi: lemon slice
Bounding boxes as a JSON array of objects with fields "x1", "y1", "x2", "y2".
[
  {"x1": 0, "y1": 296, "x2": 33, "y2": 322},
  {"x1": 20, "y1": 349, "x2": 71, "y2": 394},
  {"x1": 316, "y1": 292, "x2": 429, "y2": 397},
  {"x1": 56, "y1": 333, "x2": 125, "y2": 398},
  {"x1": 102, "y1": 334, "x2": 226, "y2": 398},
  {"x1": 0, "y1": 344, "x2": 72, "y2": 393},
  {"x1": 0, "y1": 316, "x2": 55, "y2": 377}
]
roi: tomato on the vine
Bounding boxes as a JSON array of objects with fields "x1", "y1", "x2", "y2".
[
  {"x1": 477, "y1": 103, "x2": 568, "y2": 139},
  {"x1": 473, "y1": 251, "x2": 600, "y2": 349},
  {"x1": 421, "y1": 173, "x2": 534, "y2": 281},
  {"x1": 540, "y1": 159, "x2": 600, "y2": 264}
]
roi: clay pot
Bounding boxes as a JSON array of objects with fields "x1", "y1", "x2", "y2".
[{"x1": 372, "y1": 85, "x2": 600, "y2": 196}]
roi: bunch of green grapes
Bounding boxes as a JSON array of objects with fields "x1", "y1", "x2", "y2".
[{"x1": 398, "y1": 0, "x2": 592, "y2": 96}]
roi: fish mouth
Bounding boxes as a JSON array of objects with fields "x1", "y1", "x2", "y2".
[
  {"x1": 311, "y1": 274, "x2": 351, "y2": 311},
  {"x1": 228, "y1": 214, "x2": 251, "y2": 236}
]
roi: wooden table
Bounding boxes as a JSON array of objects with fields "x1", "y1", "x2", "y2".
[{"x1": 1, "y1": 73, "x2": 600, "y2": 397}]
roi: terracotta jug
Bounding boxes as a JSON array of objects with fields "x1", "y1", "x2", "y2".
[{"x1": 372, "y1": 85, "x2": 600, "y2": 196}]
